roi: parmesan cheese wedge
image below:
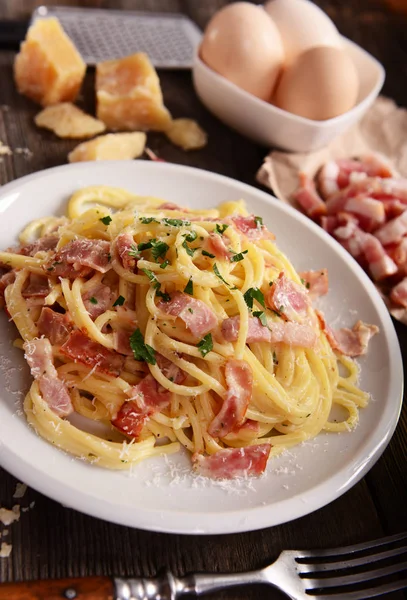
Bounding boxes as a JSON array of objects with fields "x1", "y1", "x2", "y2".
[
  {"x1": 35, "y1": 103, "x2": 106, "y2": 138},
  {"x1": 68, "y1": 132, "x2": 147, "y2": 163},
  {"x1": 165, "y1": 118, "x2": 207, "y2": 151},
  {"x1": 14, "y1": 17, "x2": 86, "y2": 106},
  {"x1": 96, "y1": 53, "x2": 171, "y2": 132}
]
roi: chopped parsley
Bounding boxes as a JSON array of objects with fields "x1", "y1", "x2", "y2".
[
  {"x1": 160, "y1": 259, "x2": 170, "y2": 269},
  {"x1": 254, "y1": 216, "x2": 263, "y2": 229},
  {"x1": 150, "y1": 239, "x2": 169, "y2": 261},
  {"x1": 215, "y1": 223, "x2": 229, "y2": 235},
  {"x1": 182, "y1": 239, "x2": 196, "y2": 257},
  {"x1": 137, "y1": 240, "x2": 153, "y2": 252},
  {"x1": 140, "y1": 217, "x2": 159, "y2": 224},
  {"x1": 156, "y1": 290, "x2": 171, "y2": 302},
  {"x1": 128, "y1": 244, "x2": 140, "y2": 258},
  {"x1": 99, "y1": 215, "x2": 112, "y2": 225},
  {"x1": 184, "y1": 230, "x2": 197, "y2": 243},
  {"x1": 188, "y1": 308, "x2": 194, "y2": 313},
  {"x1": 253, "y1": 310, "x2": 269, "y2": 328},
  {"x1": 213, "y1": 263, "x2": 236, "y2": 289},
  {"x1": 197, "y1": 333, "x2": 213, "y2": 357},
  {"x1": 202, "y1": 249, "x2": 215, "y2": 258},
  {"x1": 89, "y1": 297, "x2": 98, "y2": 305},
  {"x1": 163, "y1": 218, "x2": 190, "y2": 227},
  {"x1": 184, "y1": 278, "x2": 193, "y2": 295},
  {"x1": 142, "y1": 268, "x2": 170, "y2": 301},
  {"x1": 129, "y1": 328, "x2": 156, "y2": 365},
  {"x1": 243, "y1": 287, "x2": 265, "y2": 310},
  {"x1": 230, "y1": 250, "x2": 248, "y2": 263},
  {"x1": 113, "y1": 295, "x2": 125, "y2": 307}
]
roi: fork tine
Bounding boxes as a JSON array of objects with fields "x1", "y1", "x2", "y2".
[
  {"x1": 297, "y1": 532, "x2": 407, "y2": 559},
  {"x1": 311, "y1": 576, "x2": 407, "y2": 600},
  {"x1": 305, "y1": 559, "x2": 407, "y2": 589},
  {"x1": 299, "y1": 544, "x2": 406, "y2": 572}
]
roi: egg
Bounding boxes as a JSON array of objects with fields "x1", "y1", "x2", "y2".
[
  {"x1": 200, "y1": 2, "x2": 284, "y2": 101},
  {"x1": 264, "y1": 0, "x2": 341, "y2": 65},
  {"x1": 274, "y1": 46, "x2": 359, "y2": 121}
]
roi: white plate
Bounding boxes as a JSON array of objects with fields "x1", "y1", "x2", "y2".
[{"x1": 0, "y1": 161, "x2": 403, "y2": 535}]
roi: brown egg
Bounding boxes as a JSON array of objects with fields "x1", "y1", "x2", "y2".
[
  {"x1": 274, "y1": 46, "x2": 359, "y2": 120},
  {"x1": 200, "y1": 2, "x2": 284, "y2": 101}
]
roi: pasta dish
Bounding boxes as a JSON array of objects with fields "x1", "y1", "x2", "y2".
[{"x1": 0, "y1": 187, "x2": 378, "y2": 479}]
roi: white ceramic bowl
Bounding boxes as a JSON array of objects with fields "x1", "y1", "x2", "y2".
[{"x1": 193, "y1": 37, "x2": 385, "y2": 153}]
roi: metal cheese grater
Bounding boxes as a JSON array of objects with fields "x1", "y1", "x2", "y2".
[{"x1": 31, "y1": 5, "x2": 203, "y2": 68}]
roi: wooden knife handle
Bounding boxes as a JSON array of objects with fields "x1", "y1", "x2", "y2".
[{"x1": 0, "y1": 576, "x2": 114, "y2": 600}]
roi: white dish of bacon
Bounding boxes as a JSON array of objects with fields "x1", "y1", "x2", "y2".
[
  {"x1": 0, "y1": 161, "x2": 402, "y2": 534},
  {"x1": 294, "y1": 153, "x2": 407, "y2": 319}
]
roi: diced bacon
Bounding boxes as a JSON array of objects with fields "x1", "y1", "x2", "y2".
[
  {"x1": 386, "y1": 237, "x2": 407, "y2": 268},
  {"x1": 361, "y1": 234, "x2": 398, "y2": 280},
  {"x1": 113, "y1": 329, "x2": 133, "y2": 356},
  {"x1": 299, "y1": 269, "x2": 329, "y2": 298},
  {"x1": 390, "y1": 277, "x2": 407, "y2": 307},
  {"x1": 23, "y1": 338, "x2": 73, "y2": 417},
  {"x1": 361, "y1": 153, "x2": 395, "y2": 178},
  {"x1": 344, "y1": 196, "x2": 385, "y2": 228},
  {"x1": 204, "y1": 233, "x2": 231, "y2": 261},
  {"x1": 38, "y1": 375, "x2": 73, "y2": 417},
  {"x1": 57, "y1": 239, "x2": 111, "y2": 273},
  {"x1": 60, "y1": 330, "x2": 124, "y2": 376},
  {"x1": 127, "y1": 374, "x2": 171, "y2": 412},
  {"x1": 115, "y1": 306, "x2": 138, "y2": 328},
  {"x1": 208, "y1": 359, "x2": 253, "y2": 438},
  {"x1": 381, "y1": 199, "x2": 406, "y2": 219},
  {"x1": 317, "y1": 311, "x2": 379, "y2": 357},
  {"x1": 111, "y1": 400, "x2": 147, "y2": 439},
  {"x1": 325, "y1": 178, "x2": 379, "y2": 215},
  {"x1": 22, "y1": 274, "x2": 50, "y2": 298},
  {"x1": 24, "y1": 337, "x2": 55, "y2": 379},
  {"x1": 43, "y1": 259, "x2": 93, "y2": 280},
  {"x1": 293, "y1": 173, "x2": 327, "y2": 218},
  {"x1": 317, "y1": 160, "x2": 340, "y2": 198},
  {"x1": 267, "y1": 272, "x2": 309, "y2": 321},
  {"x1": 225, "y1": 419, "x2": 260, "y2": 441},
  {"x1": 82, "y1": 283, "x2": 112, "y2": 319},
  {"x1": 37, "y1": 307, "x2": 72, "y2": 345},
  {"x1": 156, "y1": 353, "x2": 186, "y2": 384},
  {"x1": 230, "y1": 214, "x2": 274, "y2": 240},
  {"x1": 374, "y1": 211, "x2": 407, "y2": 246},
  {"x1": 19, "y1": 235, "x2": 59, "y2": 257},
  {"x1": 320, "y1": 215, "x2": 338, "y2": 234},
  {"x1": 158, "y1": 292, "x2": 217, "y2": 338},
  {"x1": 332, "y1": 212, "x2": 359, "y2": 241},
  {"x1": 193, "y1": 444, "x2": 271, "y2": 479},
  {"x1": 221, "y1": 316, "x2": 317, "y2": 347},
  {"x1": 115, "y1": 233, "x2": 137, "y2": 271}
]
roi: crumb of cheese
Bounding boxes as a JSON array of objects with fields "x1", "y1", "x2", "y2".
[
  {"x1": 96, "y1": 53, "x2": 171, "y2": 132},
  {"x1": 0, "y1": 505, "x2": 20, "y2": 526},
  {"x1": 0, "y1": 141, "x2": 12, "y2": 156},
  {"x1": 0, "y1": 542, "x2": 12, "y2": 558},
  {"x1": 35, "y1": 103, "x2": 106, "y2": 139},
  {"x1": 68, "y1": 132, "x2": 146, "y2": 162},
  {"x1": 13, "y1": 483, "x2": 27, "y2": 499},
  {"x1": 165, "y1": 118, "x2": 207, "y2": 151},
  {"x1": 14, "y1": 17, "x2": 86, "y2": 106}
]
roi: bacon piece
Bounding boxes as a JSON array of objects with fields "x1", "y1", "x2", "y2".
[
  {"x1": 267, "y1": 272, "x2": 309, "y2": 321},
  {"x1": 116, "y1": 233, "x2": 137, "y2": 271},
  {"x1": 57, "y1": 239, "x2": 111, "y2": 273},
  {"x1": 113, "y1": 329, "x2": 133, "y2": 356},
  {"x1": 299, "y1": 269, "x2": 329, "y2": 299},
  {"x1": 333, "y1": 213, "x2": 359, "y2": 241},
  {"x1": 204, "y1": 233, "x2": 231, "y2": 261},
  {"x1": 60, "y1": 330, "x2": 124, "y2": 376},
  {"x1": 325, "y1": 178, "x2": 379, "y2": 215},
  {"x1": 361, "y1": 153, "x2": 395, "y2": 178},
  {"x1": 193, "y1": 444, "x2": 271, "y2": 479},
  {"x1": 293, "y1": 173, "x2": 327, "y2": 218},
  {"x1": 374, "y1": 211, "x2": 407, "y2": 246},
  {"x1": 82, "y1": 283, "x2": 112, "y2": 319},
  {"x1": 37, "y1": 307, "x2": 72, "y2": 345},
  {"x1": 43, "y1": 259, "x2": 93, "y2": 280},
  {"x1": 23, "y1": 338, "x2": 73, "y2": 417},
  {"x1": 208, "y1": 359, "x2": 253, "y2": 438},
  {"x1": 224, "y1": 419, "x2": 260, "y2": 441},
  {"x1": 19, "y1": 234, "x2": 59, "y2": 257},
  {"x1": 221, "y1": 316, "x2": 316, "y2": 347},
  {"x1": 156, "y1": 353, "x2": 186, "y2": 384},
  {"x1": 22, "y1": 274, "x2": 50, "y2": 298},
  {"x1": 361, "y1": 234, "x2": 398, "y2": 280},
  {"x1": 320, "y1": 215, "x2": 338, "y2": 234},
  {"x1": 387, "y1": 237, "x2": 407, "y2": 269},
  {"x1": 344, "y1": 196, "x2": 385, "y2": 228},
  {"x1": 317, "y1": 311, "x2": 379, "y2": 357},
  {"x1": 390, "y1": 277, "x2": 407, "y2": 308},
  {"x1": 230, "y1": 214, "x2": 274, "y2": 240},
  {"x1": 158, "y1": 292, "x2": 217, "y2": 338},
  {"x1": 317, "y1": 160, "x2": 340, "y2": 199},
  {"x1": 112, "y1": 373, "x2": 171, "y2": 439}
]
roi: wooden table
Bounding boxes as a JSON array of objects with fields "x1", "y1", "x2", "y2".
[{"x1": 0, "y1": 1, "x2": 406, "y2": 599}]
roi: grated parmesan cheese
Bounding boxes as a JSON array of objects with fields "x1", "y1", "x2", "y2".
[
  {"x1": 0, "y1": 141, "x2": 12, "y2": 156},
  {"x1": 0, "y1": 542, "x2": 12, "y2": 558},
  {"x1": 0, "y1": 505, "x2": 20, "y2": 526},
  {"x1": 13, "y1": 483, "x2": 27, "y2": 499}
]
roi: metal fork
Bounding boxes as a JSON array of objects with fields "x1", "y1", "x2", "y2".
[{"x1": 113, "y1": 531, "x2": 407, "y2": 599}]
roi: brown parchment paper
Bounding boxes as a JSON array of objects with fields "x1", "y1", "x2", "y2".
[{"x1": 256, "y1": 96, "x2": 407, "y2": 324}]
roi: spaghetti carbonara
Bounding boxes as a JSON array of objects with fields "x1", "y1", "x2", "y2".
[{"x1": 0, "y1": 186, "x2": 378, "y2": 478}]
